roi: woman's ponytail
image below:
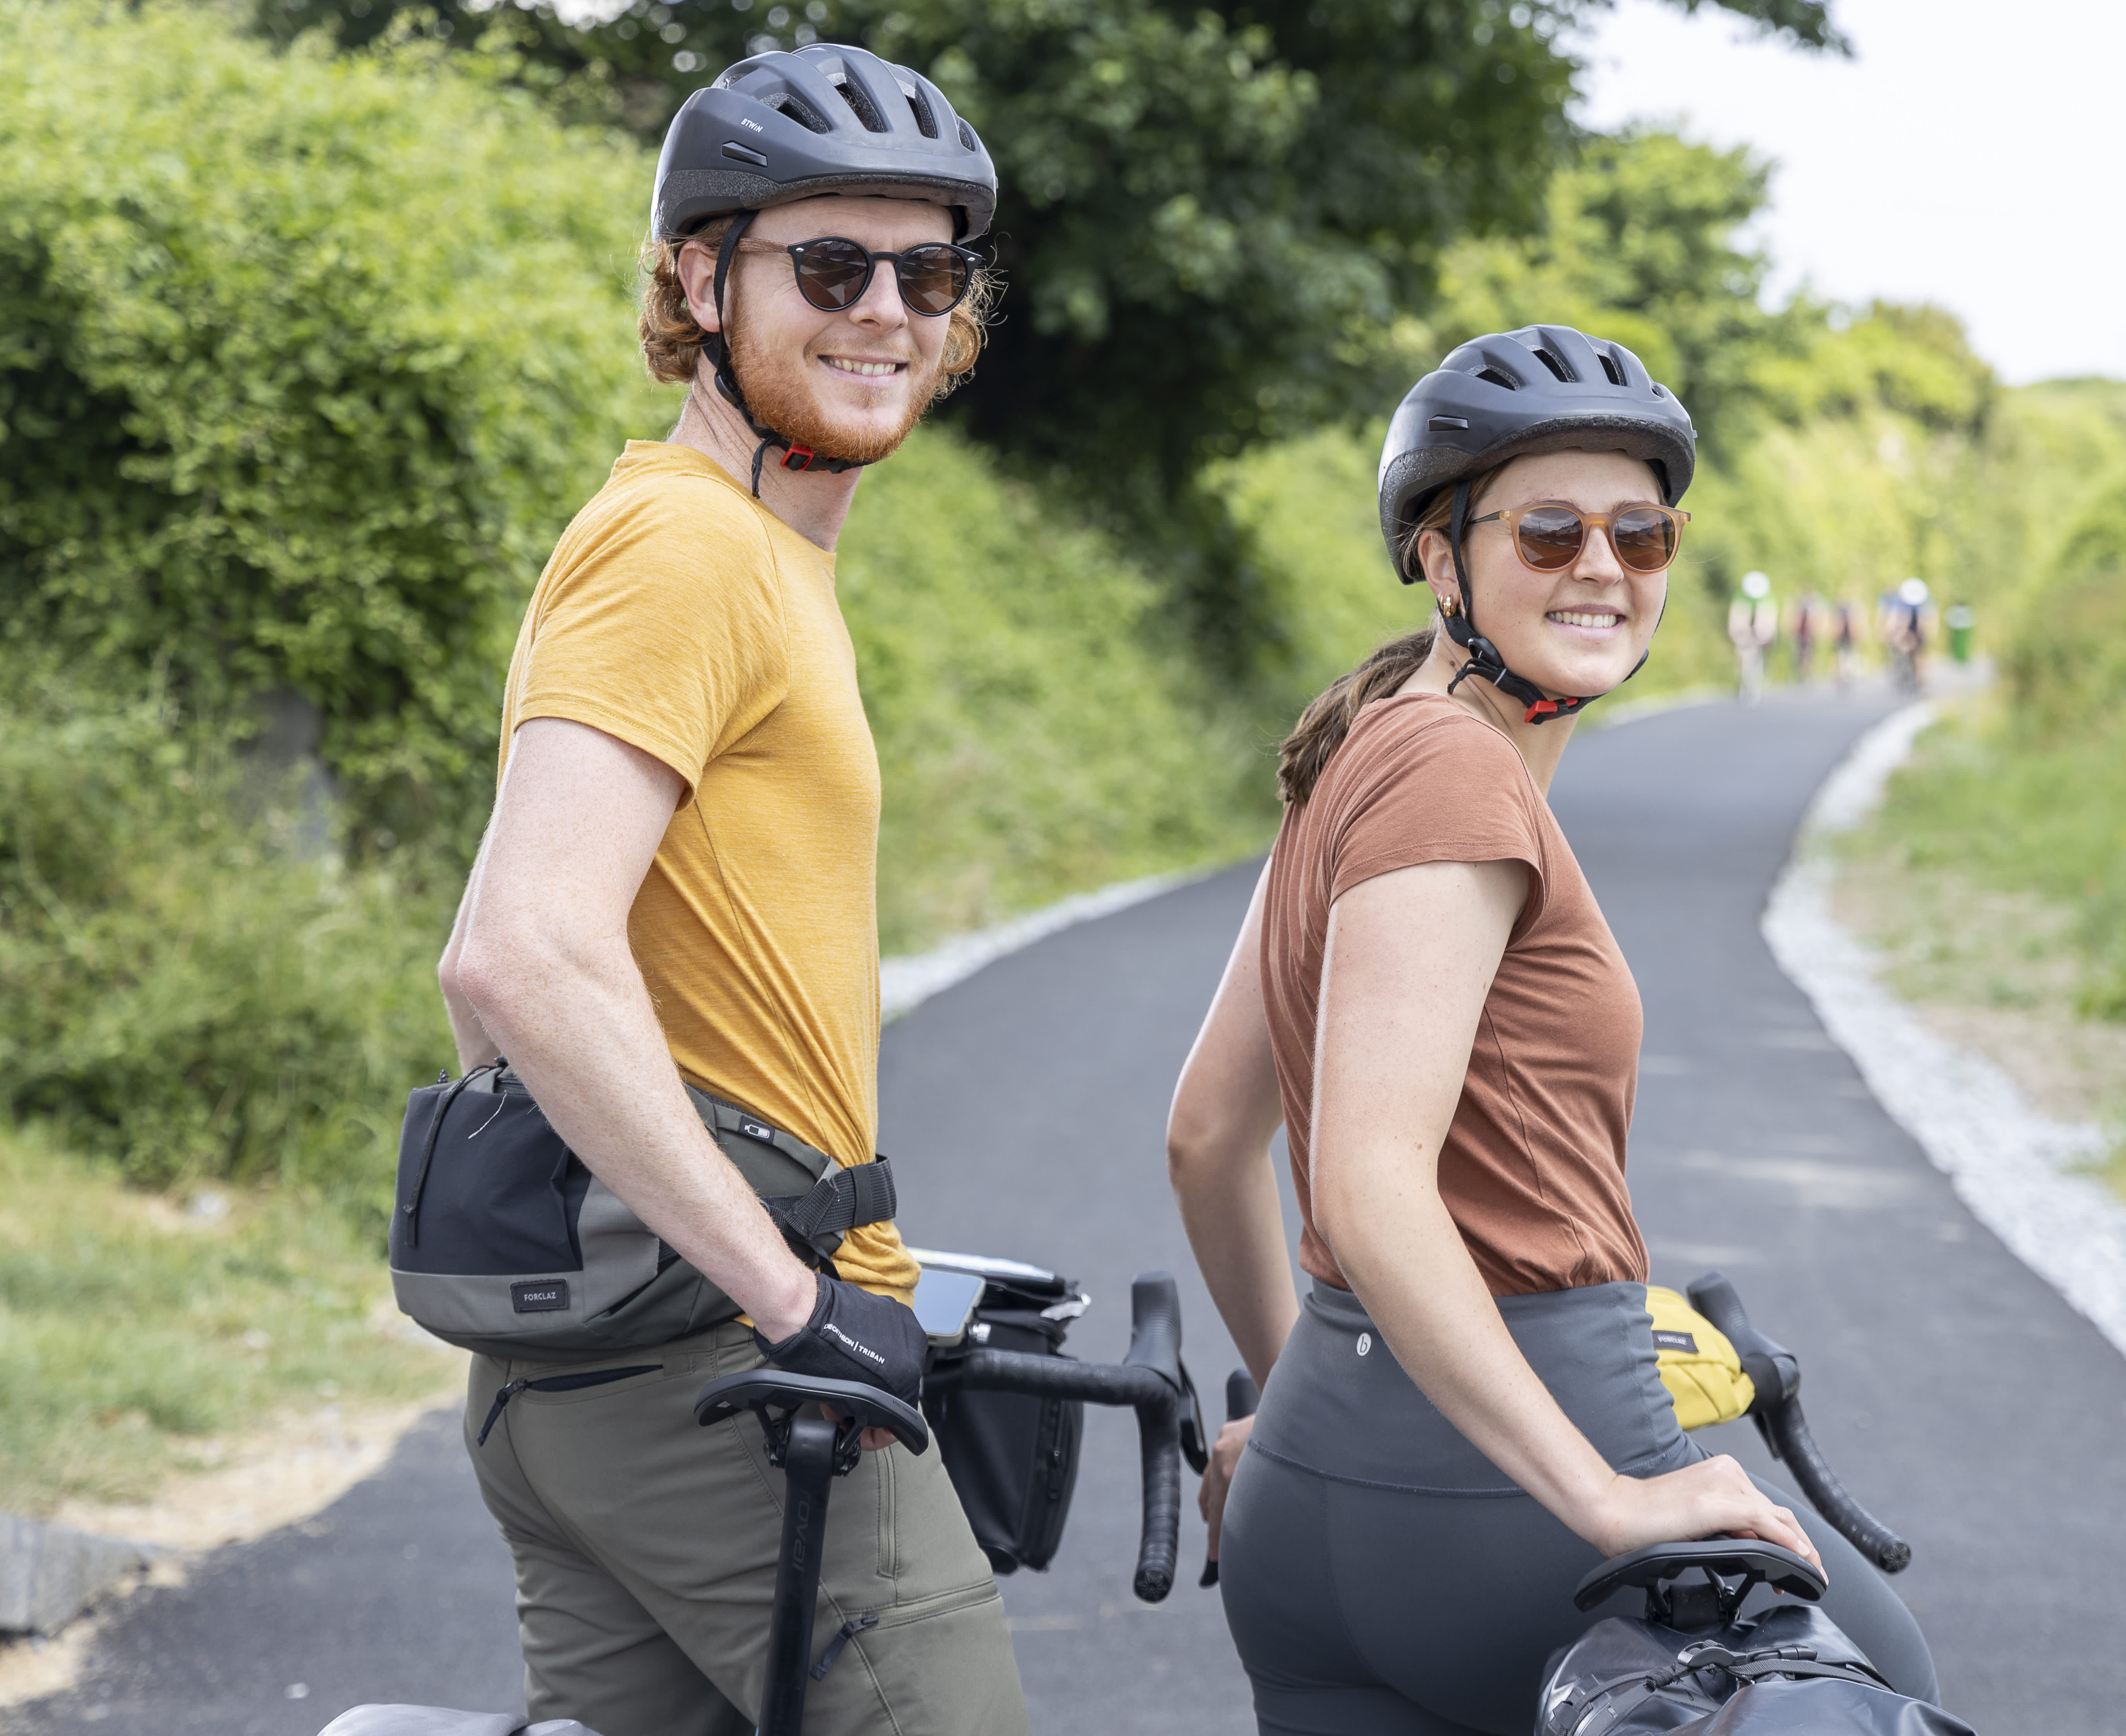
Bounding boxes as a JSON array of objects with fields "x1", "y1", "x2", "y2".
[
  {"x1": 1276, "y1": 459, "x2": 1512, "y2": 806},
  {"x1": 1276, "y1": 628, "x2": 1436, "y2": 806}
]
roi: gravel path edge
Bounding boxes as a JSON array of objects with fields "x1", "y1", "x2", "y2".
[{"x1": 1761, "y1": 701, "x2": 2126, "y2": 1361}]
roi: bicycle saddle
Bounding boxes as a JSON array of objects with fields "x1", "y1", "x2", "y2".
[
  {"x1": 1575, "y1": 1540, "x2": 1826, "y2": 1629},
  {"x1": 694, "y1": 1369, "x2": 929, "y2": 1455}
]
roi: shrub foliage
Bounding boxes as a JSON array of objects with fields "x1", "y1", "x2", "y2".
[
  {"x1": 0, "y1": 2, "x2": 669, "y2": 853},
  {"x1": 0, "y1": 666, "x2": 453, "y2": 1198}
]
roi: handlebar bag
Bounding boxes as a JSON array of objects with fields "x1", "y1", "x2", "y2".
[
  {"x1": 388, "y1": 1061, "x2": 895, "y2": 1362},
  {"x1": 924, "y1": 1295, "x2": 1085, "y2": 1574},
  {"x1": 1647, "y1": 1285, "x2": 1756, "y2": 1431}
]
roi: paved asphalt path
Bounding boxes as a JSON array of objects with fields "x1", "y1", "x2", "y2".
[{"x1": 15, "y1": 691, "x2": 2125, "y2": 1734}]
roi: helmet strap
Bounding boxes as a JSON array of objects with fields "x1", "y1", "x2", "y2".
[
  {"x1": 702, "y1": 208, "x2": 865, "y2": 497},
  {"x1": 1438, "y1": 477, "x2": 1597, "y2": 727}
]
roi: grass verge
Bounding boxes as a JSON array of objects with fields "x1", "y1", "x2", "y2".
[
  {"x1": 1833, "y1": 702, "x2": 2126, "y2": 1200},
  {"x1": 0, "y1": 1124, "x2": 458, "y2": 1518}
]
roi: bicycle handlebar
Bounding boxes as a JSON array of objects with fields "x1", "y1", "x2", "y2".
[
  {"x1": 936, "y1": 1271, "x2": 1188, "y2": 1603},
  {"x1": 1685, "y1": 1272, "x2": 1911, "y2": 1574},
  {"x1": 1757, "y1": 1399, "x2": 1911, "y2": 1574}
]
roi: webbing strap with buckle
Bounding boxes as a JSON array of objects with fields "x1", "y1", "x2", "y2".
[{"x1": 688, "y1": 1088, "x2": 898, "y2": 1256}]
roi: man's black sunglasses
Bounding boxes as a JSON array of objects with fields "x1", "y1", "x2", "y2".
[{"x1": 784, "y1": 236, "x2": 983, "y2": 317}]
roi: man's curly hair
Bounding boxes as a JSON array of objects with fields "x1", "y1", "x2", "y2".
[{"x1": 640, "y1": 219, "x2": 996, "y2": 396}]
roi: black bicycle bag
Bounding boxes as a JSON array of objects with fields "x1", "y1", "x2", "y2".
[
  {"x1": 1543, "y1": 1545, "x2": 1975, "y2": 1736},
  {"x1": 922, "y1": 1270, "x2": 1086, "y2": 1575},
  {"x1": 388, "y1": 1061, "x2": 895, "y2": 1362}
]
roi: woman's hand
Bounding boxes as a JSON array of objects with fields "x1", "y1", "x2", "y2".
[
  {"x1": 1590, "y1": 1453, "x2": 1824, "y2": 1576},
  {"x1": 1199, "y1": 1413, "x2": 1256, "y2": 1566}
]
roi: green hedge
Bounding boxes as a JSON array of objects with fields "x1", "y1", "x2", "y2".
[
  {"x1": 1874, "y1": 475, "x2": 2126, "y2": 1021},
  {"x1": 0, "y1": 0, "x2": 668, "y2": 855},
  {"x1": 0, "y1": 664, "x2": 451, "y2": 1204},
  {"x1": 840, "y1": 427, "x2": 1275, "y2": 950}
]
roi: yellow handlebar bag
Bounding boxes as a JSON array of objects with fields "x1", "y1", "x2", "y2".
[{"x1": 1647, "y1": 1285, "x2": 1755, "y2": 1431}]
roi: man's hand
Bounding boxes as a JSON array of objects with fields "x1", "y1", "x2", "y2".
[{"x1": 754, "y1": 1273, "x2": 929, "y2": 1419}]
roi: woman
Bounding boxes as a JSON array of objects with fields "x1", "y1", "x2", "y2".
[{"x1": 1167, "y1": 325, "x2": 1937, "y2": 1735}]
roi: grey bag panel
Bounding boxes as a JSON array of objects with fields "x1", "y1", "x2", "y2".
[
  {"x1": 389, "y1": 1179, "x2": 657, "y2": 1341},
  {"x1": 314, "y1": 1709, "x2": 604, "y2": 1736}
]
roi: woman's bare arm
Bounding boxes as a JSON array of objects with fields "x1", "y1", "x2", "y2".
[
  {"x1": 1168, "y1": 861, "x2": 1301, "y2": 1561},
  {"x1": 1314, "y1": 859, "x2": 1822, "y2": 1569},
  {"x1": 1168, "y1": 860, "x2": 1300, "y2": 1390}
]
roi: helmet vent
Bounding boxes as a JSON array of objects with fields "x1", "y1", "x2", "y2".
[
  {"x1": 1531, "y1": 347, "x2": 1573, "y2": 383},
  {"x1": 957, "y1": 117, "x2": 978, "y2": 152},
  {"x1": 1597, "y1": 349, "x2": 1626, "y2": 387},
  {"x1": 829, "y1": 76, "x2": 889, "y2": 133},
  {"x1": 764, "y1": 91, "x2": 831, "y2": 134},
  {"x1": 1476, "y1": 367, "x2": 1518, "y2": 390},
  {"x1": 897, "y1": 79, "x2": 939, "y2": 138}
]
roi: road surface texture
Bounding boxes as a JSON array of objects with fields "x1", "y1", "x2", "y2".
[{"x1": 12, "y1": 692, "x2": 2123, "y2": 1734}]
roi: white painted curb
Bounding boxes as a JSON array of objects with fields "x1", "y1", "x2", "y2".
[
  {"x1": 1762, "y1": 703, "x2": 2126, "y2": 1360},
  {"x1": 880, "y1": 870, "x2": 1203, "y2": 1023}
]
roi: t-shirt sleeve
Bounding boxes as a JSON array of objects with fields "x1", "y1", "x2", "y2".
[
  {"x1": 1327, "y1": 706, "x2": 1550, "y2": 929},
  {"x1": 511, "y1": 477, "x2": 790, "y2": 797}
]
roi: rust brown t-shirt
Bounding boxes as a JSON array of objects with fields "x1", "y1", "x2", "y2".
[{"x1": 1261, "y1": 691, "x2": 1648, "y2": 1297}]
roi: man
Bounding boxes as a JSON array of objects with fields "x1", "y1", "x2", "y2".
[{"x1": 436, "y1": 45, "x2": 1028, "y2": 1736}]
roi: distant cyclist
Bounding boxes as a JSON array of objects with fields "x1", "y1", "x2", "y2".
[
  {"x1": 435, "y1": 46, "x2": 1026, "y2": 1736},
  {"x1": 1167, "y1": 326, "x2": 1941, "y2": 1734}
]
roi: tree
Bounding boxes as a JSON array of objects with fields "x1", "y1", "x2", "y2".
[{"x1": 255, "y1": 0, "x2": 1843, "y2": 649}]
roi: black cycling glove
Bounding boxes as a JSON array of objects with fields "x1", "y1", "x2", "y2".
[{"x1": 753, "y1": 1273, "x2": 928, "y2": 1409}]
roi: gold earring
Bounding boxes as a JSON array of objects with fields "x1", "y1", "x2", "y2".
[{"x1": 1437, "y1": 591, "x2": 1459, "y2": 618}]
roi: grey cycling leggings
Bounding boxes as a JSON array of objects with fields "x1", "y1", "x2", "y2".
[{"x1": 1218, "y1": 1280, "x2": 1938, "y2": 1736}]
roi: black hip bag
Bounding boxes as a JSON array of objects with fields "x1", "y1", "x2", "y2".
[{"x1": 388, "y1": 1060, "x2": 896, "y2": 1362}]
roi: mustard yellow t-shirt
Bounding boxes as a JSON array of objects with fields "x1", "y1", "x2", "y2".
[{"x1": 498, "y1": 441, "x2": 917, "y2": 1303}]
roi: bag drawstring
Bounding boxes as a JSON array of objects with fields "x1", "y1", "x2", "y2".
[{"x1": 476, "y1": 1365, "x2": 662, "y2": 1447}]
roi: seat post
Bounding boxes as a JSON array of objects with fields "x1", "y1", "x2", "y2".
[{"x1": 760, "y1": 1412, "x2": 840, "y2": 1736}]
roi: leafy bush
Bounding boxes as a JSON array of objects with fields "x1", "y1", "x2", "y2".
[
  {"x1": 1873, "y1": 478, "x2": 2126, "y2": 1021},
  {"x1": 2005, "y1": 475, "x2": 2126, "y2": 736},
  {"x1": 0, "y1": 0, "x2": 670, "y2": 856},
  {"x1": 841, "y1": 429, "x2": 1272, "y2": 950},
  {"x1": 0, "y1": 667, "x2": 452, "y2": 1200}
]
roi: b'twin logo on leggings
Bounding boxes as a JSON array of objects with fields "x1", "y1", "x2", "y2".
[{"x1": 824, "y1": 1322, "x2": 886, "y2": 1367}]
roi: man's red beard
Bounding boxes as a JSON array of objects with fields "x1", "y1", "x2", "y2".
[{"x1": 723, "y1": 305, "x2": 942, "y2": 465}]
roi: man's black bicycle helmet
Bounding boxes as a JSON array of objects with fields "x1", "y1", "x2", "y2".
[
  {"x1": 653, "y1": 45, "x2": 996, "y2": 243},
  {"x1": 651, "y1": 45, "x2": 998, "y2": 491},
  {"x1": 1377, "y1": 324, "x2": 1698, "y2": 723}
]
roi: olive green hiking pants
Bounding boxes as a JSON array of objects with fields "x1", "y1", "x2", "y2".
[{"x1": 464, "y1": 1322, "x2": 1029, "y2": 1736}]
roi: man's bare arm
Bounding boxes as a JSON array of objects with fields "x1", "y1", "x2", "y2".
[
  {"x1": 444, "y1": 716, "x2": 819, "y2": 1343},
  {"x1": 438, "y1": 830, "x2": 500, "y2": 1074}
]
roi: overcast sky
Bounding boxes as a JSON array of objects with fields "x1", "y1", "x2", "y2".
[{"x1": 1571, "y1": 0, "x2": 2124, "y2": 384}]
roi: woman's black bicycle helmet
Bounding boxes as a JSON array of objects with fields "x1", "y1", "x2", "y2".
[
  {"x1": 1378, "y1": 324, "x2": 1698, "y2": 723},
  {"x1": 651, "y1": 45, "x2": 998, "y2": 490}
]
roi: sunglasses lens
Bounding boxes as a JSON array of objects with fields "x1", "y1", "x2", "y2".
[
  {"x1": 794, "y1": 239, "x2": 871, "y2": 310},
  {"x1": 1612, "y1": 507, "x2": 1678, "y2": 571},
  {"x1": 896, "y1": 245, "x2": 969, "y2": 315},
  {"x1": 1515, "y1": 506, "x2": 1585, "y2": 570}
]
